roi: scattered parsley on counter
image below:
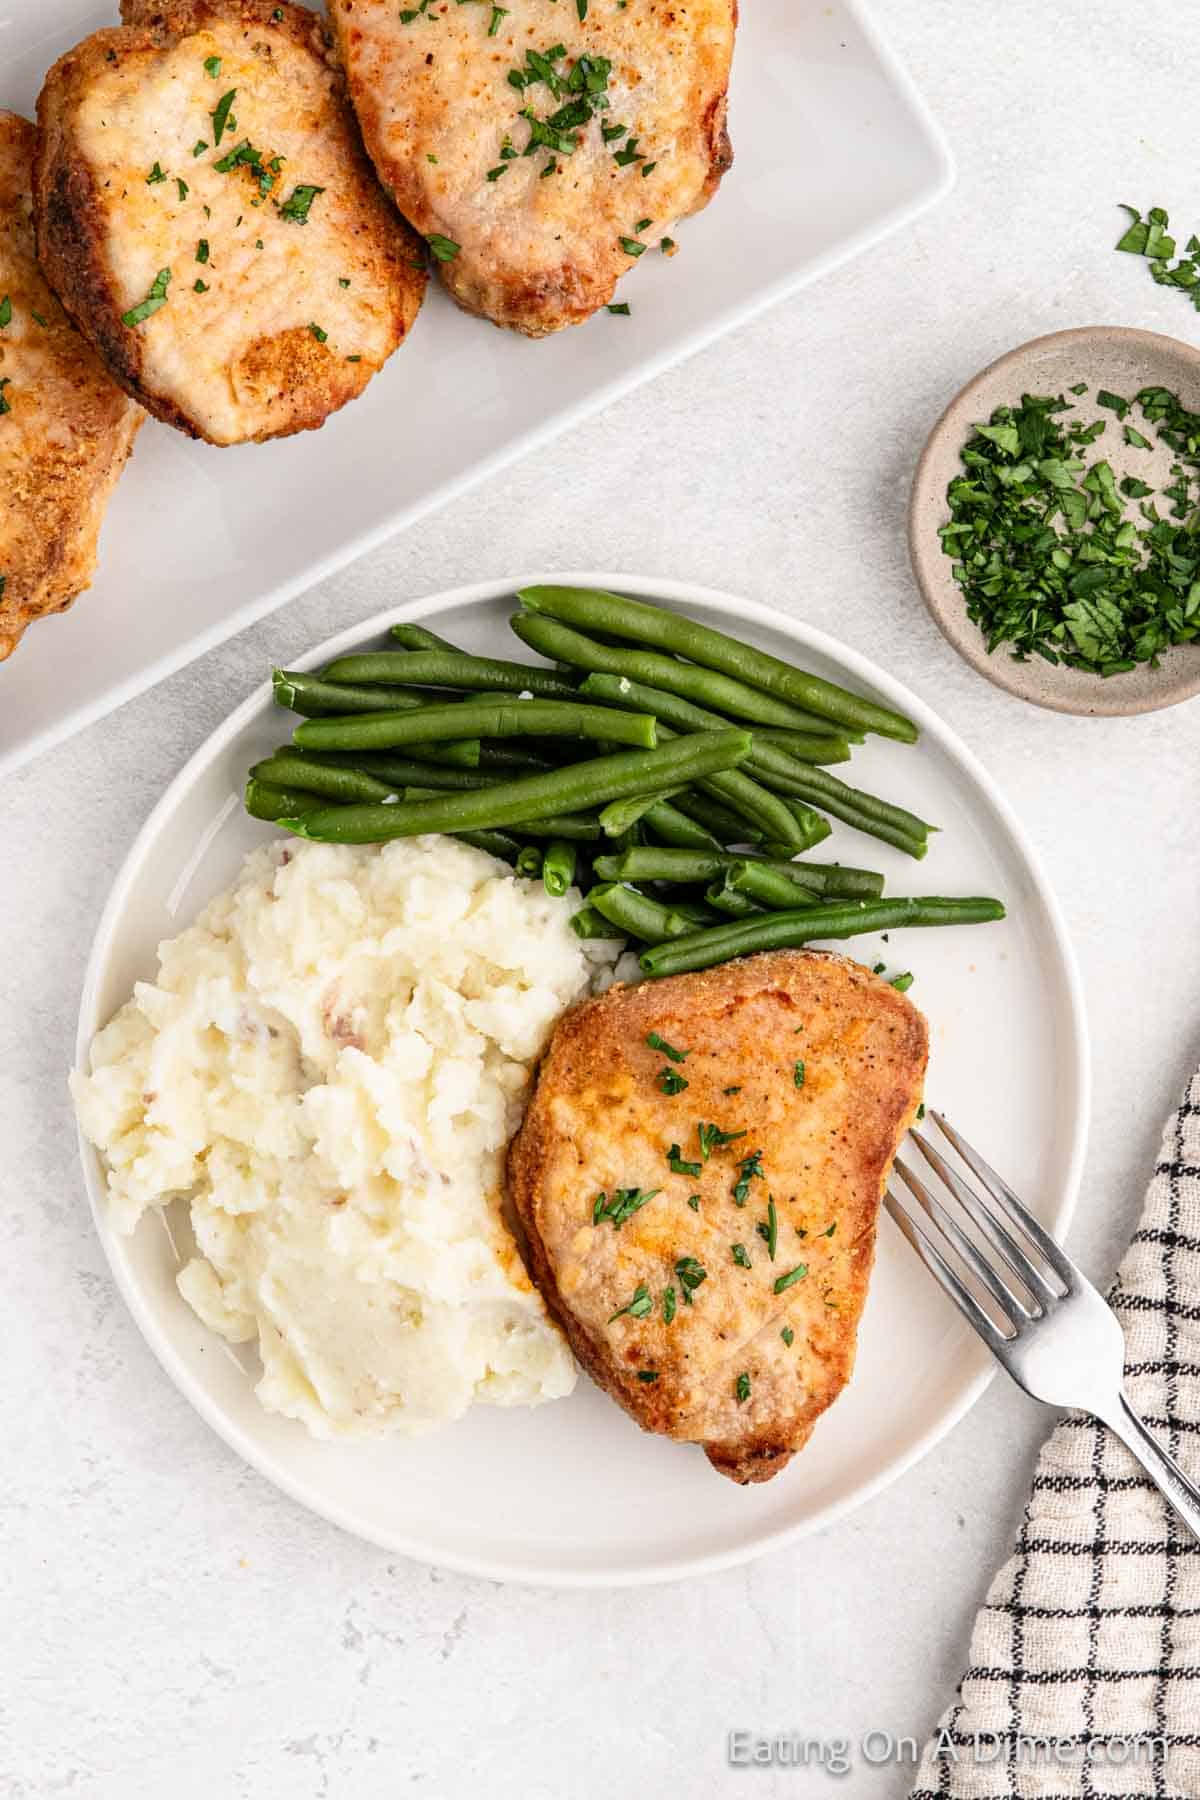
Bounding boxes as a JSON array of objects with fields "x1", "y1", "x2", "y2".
[
  {"x1": 941, "y1": 386, "x2": 1200, "y2": 674},
  {"x1": 606, "y1": 302, "x2": 630, "y2": 315},
  {"x1": 1115, "y1": 204, "x2": 1200, "y2": 313}
]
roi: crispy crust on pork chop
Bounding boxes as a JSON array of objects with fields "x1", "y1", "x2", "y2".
[
  {"x1": 330, "y1": 0, "x2": 736, "y2": 336},
  {"x1": 34, "y1": 0, "x2": 426, "y2": 444},
  {"x1": 0, "y1": 111, "x2": 142, "y2": 662},
  {"x1": 508, "y1": 950, "x2": 928, "y2": 1483}
]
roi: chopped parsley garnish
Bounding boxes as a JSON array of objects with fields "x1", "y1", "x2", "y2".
[
  {"x1": 662, "y1": 1286, "x2": 676, "y2": 1325},
  {"x1": 1115, "y1": 204, "x2": 1200, "y2": 315},
  {"x1": 212, "y1": 141, "x2": 280, "y2": 201},
  {"x1": 0, "y1": 378, "x2": 10, "y2": 416},
  {"x1": 794, "y1": 1059, "x2": 806, "y2": 1088},
  {"x1": 756, "y1": 1196, "x2": 778, "y2": 1261},
  {"x1": 203, "y1": 54, "x2": 222, "y2": 77},
  {"x1": 723, "y1": 1085, "x2": 741, "y2": 1096},
  {"x1": 426, "y1": 233, "x2": 461, "y2": 262},
  {"x1": 608, "y1": 1282, "x2": 653, "y2": 1323},
  {"x1": 400, "y1": 0, "x2": 434, "y2": 20},
  {"x1": 667, "y1": 1144, "x2": 702, "y2": 1178},
  {"x1": 196, "y1": 239, "x2": 210, "y2": 263},
  {"x1": 636, "y1": 1369, "x2": 658, "y2": 1383},
  {"x1": 30, "y1": 310, "x2": 46, "y2": 326},
  {"x1": 486, "y1": 165, "x2": 509, "y2": 181},
  {"x1": 917, "y1": 1102, "x2": 926, "y2": 1121},
  {"x1": 635, "y1": 217, "x2": 651, "y2": 232},
  {"x1": 489, "y1": 4, "x2": 509, "y2": 32},
  {"x1": 278, "y1": 183, "x2": 325, "y2": 224},
  {"x1": 647, "y1": 1032, "x2": 689, "y2": 1063},
  {"x1": 773, "y1": 1264, "x2": 807, "y2": 1295},
  {"x1": 0, "y1": 576, "x2": 5, "y2": 599},
  {"x1": 592, "y1": 1186, "x2": 660, "y2": 1230},
  {"x1": 731, "y1": 1243, "x2": 751, "y2": 1268},
  {"x1": 658, "y1": 1067, "x2": 688, "y2": 1095},
  {"x1": 606, "y1": 302, "x2": 630, "y2": 314},
  {"x1": 211, "y1": 89, "x2": 237, "y2": 146},
  {"x1": 821, "y1": 1223, "x2": 837, "y2": 1238},
  {"x1": 781, "y1": 1326, "x2": 794, "y2": 1347},
  {"x1": 0, "y1": 295, "x2": 10, "y2": 329},
  {"x1": 891, "y1": 972, "x2": 914, "y2": 993},
  {"x1": 576, "y1": 0, "x2": 588, "y2": 18},
  {"x1": 686, "y1": 1194, "x2": 700, "y2": 1211},
  {"x1": 940, "y1": 386, "x2": 1200, "y2": 674},
  {"x1": 613, "y1": 137, "x2": 643, "y2": 167},
  {"x1": 619, "y1": 236, "x2": 646, "y2": 257},
  {"x1": 602, "y1": 122, "x2": 627, "y2": 142},
  {"x1": 338, "y1": 277, "x2": 350, "y2": 287},
  {"x1": 121, "y1": 267, "x2": 171, "y2": 327},
  {"x1": 146, "y1": 162, "x2": 166, "y2": 184},
  {"x1": 176, "y1": 178, "x2": 189, "y2": 201},
  {"x1": 308, "y1": 321, "x2": 327, "y2": 342},
  {"x1": 697, "y1": 1121, "x2": 746, "y2": 1161},
  {"x1": 192, "y1": 140, "x2": 208, "y2": 157},
  {"x1": 731, "y1": 1149, "x2": 764, "y2": 1207},
  {"x1": 735, "y1": 1372, "x2": 751, "y2": 1404},
  {"x1": 674, "y1": 1256, "x2": 707, "y2": 1302},
  {"x1": 641, "y1": 162, "x2": 657, "y2": 177},
  {"x1": 193, "y1": 279, "x2": 209, "y2": 293}
]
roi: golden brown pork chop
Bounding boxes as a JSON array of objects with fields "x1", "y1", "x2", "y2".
[
  {"x1": 34, "y1": 0, "x2": 427, "y2": 445},
  {"x1": 329, "y1": 0, "x2": 736, "y2": 336},
  {"x1": 508, "y1": 950, "x2": 927, "y2": 1483},
  {"x1": 0, "y1": 111, "x2": 142, "y2": 663}
]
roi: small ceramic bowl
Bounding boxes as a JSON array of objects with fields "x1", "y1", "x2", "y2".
[{"x1": 910, "y1": 326, "x2": 1200, "y2": 716}]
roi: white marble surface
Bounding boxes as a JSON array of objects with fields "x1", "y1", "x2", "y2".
[{"x1": 3, "y1": 2, "x2": 1198, "y2": 1794}]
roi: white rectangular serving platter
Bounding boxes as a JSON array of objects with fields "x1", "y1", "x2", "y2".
[{"x1": 0, "y1": 0, "x2": 952, "y2": 776}]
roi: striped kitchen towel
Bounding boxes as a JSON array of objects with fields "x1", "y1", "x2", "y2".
[{"x1": 910, "y1": 1066, "x2": 1200, "y2": 1800}]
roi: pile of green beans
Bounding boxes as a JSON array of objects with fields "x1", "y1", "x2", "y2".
[{"x1": 244, "y1": 588, "x2": 1004, "y2": 973}]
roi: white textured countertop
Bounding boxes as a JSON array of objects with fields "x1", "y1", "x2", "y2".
[{"x1": 3, "y1": 2, "x2": 1198, "y2": 1794}]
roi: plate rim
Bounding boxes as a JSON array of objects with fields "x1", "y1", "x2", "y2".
[
  {"x1": 1, "y1": 0, "x2": 954, "y2": 781},
  {"x1": 74, "y1": 569, "x2": 1088, "y2": 1589}
]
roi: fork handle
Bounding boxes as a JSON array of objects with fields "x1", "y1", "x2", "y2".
[{"x1": 1098, "y1": 1392, "x2": 1200, "y2": 1545}]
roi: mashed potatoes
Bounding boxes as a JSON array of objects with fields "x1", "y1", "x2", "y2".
[{"x1": 72, "y1": 836, "x2": 624, "y2": 1438}]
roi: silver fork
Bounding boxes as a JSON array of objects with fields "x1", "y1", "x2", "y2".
[{"x1": 886, "y1": 1110, "x2": 1200, "y2": 1543}]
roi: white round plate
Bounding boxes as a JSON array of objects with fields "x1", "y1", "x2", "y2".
[{"x1": 76, "y1": 573, "x2": 1089, "y2": 1587}]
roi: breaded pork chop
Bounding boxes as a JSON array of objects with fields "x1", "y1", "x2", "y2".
[
  {"x1": 35, "y1": 0, "x2": 427, "y2": 445},
  {"x1": 0, "y1": 112, "x2": 142, "y2": 663},
  {"x1": 330, "y1": 0, "x2": 736, "y2": 336},
  {"x1": 508, "y1": 950, "x2": 928, "y2": 1483}
]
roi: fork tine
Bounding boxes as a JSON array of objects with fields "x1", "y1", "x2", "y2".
[
  {"x1": 909, "y1": 1130, "x2": 1059, "y2": 1311},
  {"x1": 930, "y1": 1110, "x2": 1077, "y2": 1291},
  {"x1": 894, "y1": 1154, "x2": 1034, "y2": 1321},
  {"x1": 885, "y1": 1189, "x2": 1015, "y2": 1351}
]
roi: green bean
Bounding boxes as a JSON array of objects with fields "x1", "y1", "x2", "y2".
[
  {"x1": 293, "y1": 700, "x2": 657, "y2": 754},
  {"x1": 401, "y1": 790, "x2": 601, "y2": 838},
  {"x1": 780, "y1": 804, "x2": 832, "y2": 852},
  {"x1": 699, "y1": 766, "x2": 813, "y2": 850},
  {"x1": 725, "y1": 860, "x2": 820, "y2": 910},
  {"x1": 753, "y1": 729, "x2": 853, "y2": 763},
  {"x1": 705, "y1": 878, "x2": 763, "y2": 917},
  {"x1": 598, "y1": 787, "x2": 685, "y2": 837},
  {"x1": 588, "y1": 884, "x2": 697, "y2": 944},
  {"x1": 251, "y1": 754, "x2": 401, "y2": 804},
  {"x1": 513, "y1": 613, "x2": 834, "y2": 733},
  {"x1": 274, "y1": 669, "x2": 416, "y2": 716},
  {"x1": 244, "y1": 779, "x2": 329, "y2": 822},
  {"x1": 670, "y1": 790, "x2": 763, "y2": 844},
  {"x1": 297, "y1": 751, "x2": 507, "y2": 791},
  {"x1": 515, "y1": 844, "x2": 544, "y2": 878},
  {"x1": 324, "y1": 650, "x2": 580, "y2": 701},
  {"x1": 517, "y1": 587, "x2": 919, "y2": 743},
  {"x1": 577, "y1": 671, "x2": 850, "y2": 771},
  {"x1": 570, "y1": 905, "x2": 622, "y2": 940},
  {"x1": 640, "y1": 799, "x2": 723, "y2": 851},
  {"x1": 752, "y1": 760, "x2": 933, "y2": 852},
  {"x1": 280, "y1": 731, "x2": 752, "y2": 843},
  {"x1": 477, "y1": 745, "x2": 557, "y2": 772},
  {"x1": 638, "y1": 897, "x2": 1007, "y2": 977},
  {"x1": 458, "y1": 830, "x2": 524, "y2": 862},
  {"x1": 542, "y1": 840, "x2": 578, "y2": 897},
  {"x1": 388, "y1": 623, "x2": 460, "y2": 652},
  {"x1": 594, "y1": 847, "x2": 885, "y2": 900}
]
